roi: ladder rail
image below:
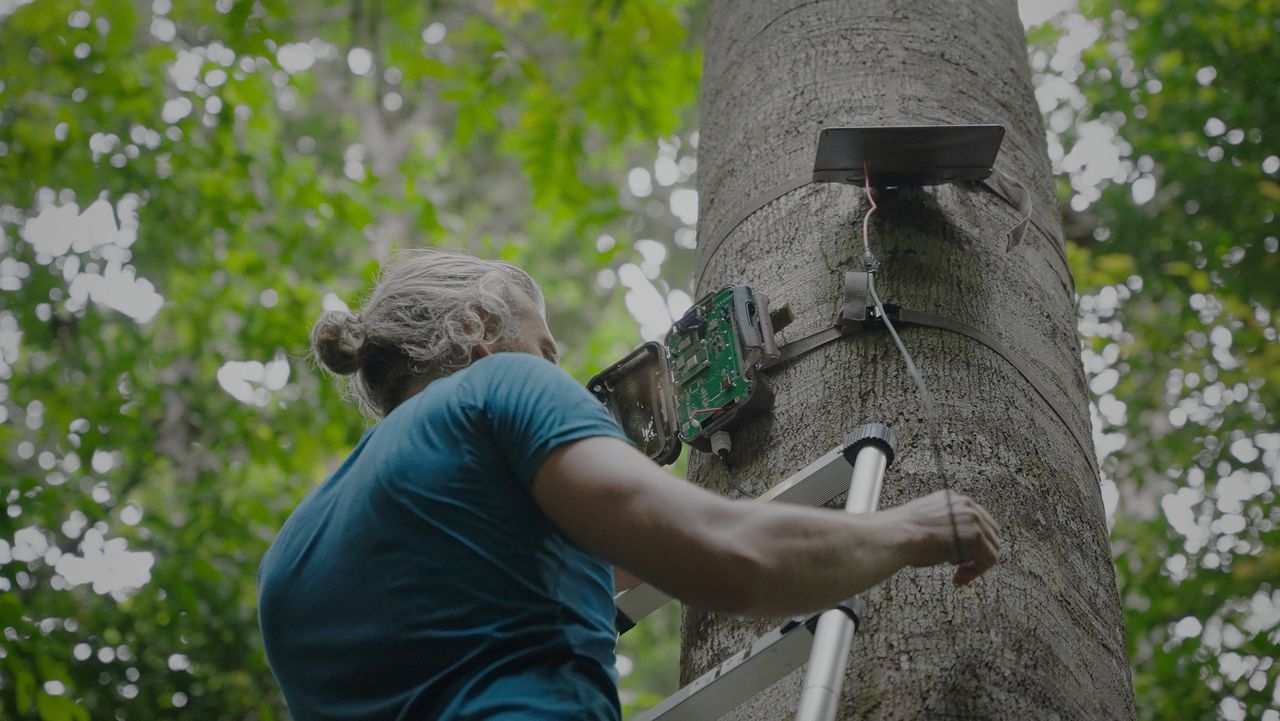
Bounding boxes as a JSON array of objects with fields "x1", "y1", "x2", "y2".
[{"x1": 794, "y1": 439, "x2": 889, "y2": 721}]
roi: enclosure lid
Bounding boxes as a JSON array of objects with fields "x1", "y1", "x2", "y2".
[{"x1": 588, "y1": 341, "x2": 682, "y2": 466}]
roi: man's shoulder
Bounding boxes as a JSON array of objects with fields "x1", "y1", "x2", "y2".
[
  {"x1": 468, "y1": 352, "x2": 560, "y2": 378},
  {"x1": 459, "y1": 353, "x2": 573, "y2": 398},
  {"x1": 388, "y1": 354, "x2": 565, "y2": 427}
]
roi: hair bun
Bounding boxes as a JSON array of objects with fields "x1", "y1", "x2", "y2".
[{"x1": 310, "y1": 310, "x2": 368, "y2": 375}]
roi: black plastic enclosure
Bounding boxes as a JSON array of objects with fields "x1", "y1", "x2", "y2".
[
  {"x1": 587, "y1": 342, "x2": 682, "y2": 466},
  {"x1": 588, "y1": 286, "x2": 781, "y2": 462}
]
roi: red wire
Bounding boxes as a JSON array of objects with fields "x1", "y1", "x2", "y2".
[{"x1": 691, "y1": 407, "x2": 723, "y2": 417}]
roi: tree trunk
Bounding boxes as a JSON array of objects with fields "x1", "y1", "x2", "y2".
[{"x1": 684, "y1": 1, "x2": 1137, "y2": 718}]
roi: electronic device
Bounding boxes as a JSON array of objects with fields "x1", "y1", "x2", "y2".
[
  {"x1": 666, "y1": 286, "x2": 778, "y2": 451},
  {"x1": 588, "y1": 286, "x2": 779, "y2": 463},
  {"x1": 586, "y1": 342, "x2": 681, "y2": 466}
]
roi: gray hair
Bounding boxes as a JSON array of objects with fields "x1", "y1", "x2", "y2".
[{"x1": 309, "y1": 249, "x2": 544, "y2": 419}]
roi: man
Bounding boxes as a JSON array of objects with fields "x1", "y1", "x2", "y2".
[{"x1": 258, "y1": 249, "x2": 1000, "y2": 720}]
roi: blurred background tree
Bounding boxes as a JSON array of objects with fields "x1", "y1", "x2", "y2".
[
  {"x1": 0, "y1": 0, "x2": 698, "y2": 717},
  {"x1": 0, "y1": 0, "x2": 1274, "y2": 719},
  {"x1": 1036, "y1": 1, "x2": 1279, "y2": 718}
]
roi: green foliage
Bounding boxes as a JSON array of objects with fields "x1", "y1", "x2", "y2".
[
  {"x1": 0, "y1": 0, "x2": 698, "y2": 718},
  {"x1": 5, "y1": 0, "x2": 1273, "y2": 719},
  {"x1": 1043, "y1": 1, "x2": 1279, "y2": 717},
  {"x1": 616, "y1": 601, "x2": 681, "y2": 713}
]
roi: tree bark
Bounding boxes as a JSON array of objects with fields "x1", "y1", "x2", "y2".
[{"x1": 684, "y1": 1, "x2": 1137, "y2": 718}]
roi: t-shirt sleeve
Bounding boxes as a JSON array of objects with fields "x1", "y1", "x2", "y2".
[{"x1": 466, "y1": 353, "x2": 633, "y2": 488}]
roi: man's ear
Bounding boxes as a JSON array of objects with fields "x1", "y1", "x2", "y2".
[
  {"x1": 475, "y1": 305, "x2": 503, "y2": 344},
  {"x1": 469, "y1": 305, "x2": 499, "y2": 358}
]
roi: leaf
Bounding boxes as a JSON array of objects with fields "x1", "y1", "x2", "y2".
[
  {"x1": 37, "y1": 693, "x2": 90, "y2": 721},
  {"x1": 12, "y1": 662, "x2": 36, "y2": 714},
  {"x1": 1258, "y1": 179, "x2": 1280, "y2": 202},
  {"x1": 0, "y1": 0, "x2": 687, "y2": 716}
]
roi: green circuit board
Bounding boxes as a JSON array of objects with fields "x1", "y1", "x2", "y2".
[{"x1": 667, "y1": 287, "x2": 755, "y2": 443}]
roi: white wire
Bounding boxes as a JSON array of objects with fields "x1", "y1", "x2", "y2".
[
  {"x1": 860, "y1": 171, "x2": 964, "y2": 562},
  {"x1": 866, "y1": 272, "x2": 964, "y2": 562}
]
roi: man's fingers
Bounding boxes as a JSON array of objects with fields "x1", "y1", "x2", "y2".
[
  {"x1": 951, "y1": 538, "x2": 997, "y2": 586},
  {"x1": 897, "y1": 491, "x2": 1003, "y2": 574},
  {"x1": 965, "y1": 519, "x2": 999, "y2": 569},
  {"x1": 953, "y1": 562, "x2": 982, "y2": 587},
  {"x1": 969, "y1": 503, "x2": 1001, "y2": 557},
  {"x1": 956, "y1": 497, "x2": 999, "y2": 543},
  {"x1": 954, "y1": 497, "x2": 1001, "y2": 562},
  {"x1": 968, "y1": 497, "x2": 1001, "y2": 539},
  {"x1": 947, "y1": 507, "x2": 999, "y2": 578}
]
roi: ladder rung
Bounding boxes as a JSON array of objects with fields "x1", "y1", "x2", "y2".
[{"x1": 632, "y1": 618, "x2": 816, "y2": 721}]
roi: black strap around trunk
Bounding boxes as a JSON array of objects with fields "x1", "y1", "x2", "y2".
[{"x1": 761, "y1": 273, "x2": 1099, "y2": 477}]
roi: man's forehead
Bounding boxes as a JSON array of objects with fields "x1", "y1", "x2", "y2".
[
  {"x1": 509, "y1": 285, "x2": 548, "y2": 326},
  {"x1": 518, "y1": 283, "x2": 547, "y2": 320}
]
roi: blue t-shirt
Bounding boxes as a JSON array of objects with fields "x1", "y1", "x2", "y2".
[{"x1": 258, "y1": 353, "x2": 632, "y2": 720}]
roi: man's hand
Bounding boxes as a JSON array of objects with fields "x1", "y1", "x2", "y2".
[{"x1": 878, "y1": 491, "x2": 1001, "y2": 587}]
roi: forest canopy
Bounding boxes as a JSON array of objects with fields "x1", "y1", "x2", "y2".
[{"x1": 0, "y1": 0, "x2": 1275, "y2": 719}]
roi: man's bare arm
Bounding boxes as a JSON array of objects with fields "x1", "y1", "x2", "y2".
[{"x1": 532, "y1": 437, "x2": 999, "y2": 618}]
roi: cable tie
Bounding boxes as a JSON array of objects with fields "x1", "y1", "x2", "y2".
[{"x1": 862, "y1": 252, "x2": 879, "y2": 274}]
